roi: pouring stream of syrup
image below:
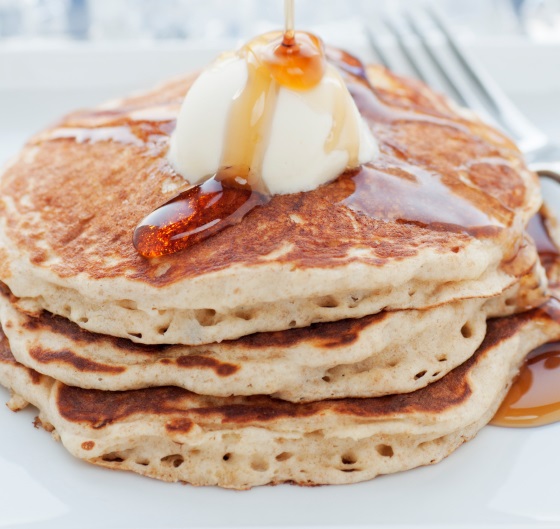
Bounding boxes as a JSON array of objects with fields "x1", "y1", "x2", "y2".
[{"x1": 284, "y1": 0, "x2": 295, "y2": 42}]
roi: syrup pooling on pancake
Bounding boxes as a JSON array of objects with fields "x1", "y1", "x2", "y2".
[
  {"x1": 8, "y1": 55, "x2": 536, "y2": 287},
  {"x1": 491, "y1": 300, "x2": 560, "y2": 428},
  {"x1": 327, "y1": 49, "x2": 519, "y2": 238},
  {"x1": 134, "y1": 38, "x2": 524, "y2": 259},
  {"x1": 133, "y1": 30, "x2": 328, "y2": 258},
  {"x1": 132, "y1": 173, "x2": 268, "y2": 259},
  {"x1": 339, "y1": 164, "x2": 506, "y2": 238},
  {"x1": 134, "y1": 0, "x2": 377, "y2": 258}
]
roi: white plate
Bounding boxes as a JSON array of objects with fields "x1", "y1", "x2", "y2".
[{"x1": 1, "y1": 41, "x2": 560, "y2": 529}]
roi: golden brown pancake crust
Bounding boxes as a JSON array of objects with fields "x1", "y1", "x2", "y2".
[
  {"x1": 0, "y1": 328, "x2": 14, "y2": 365},
  {"x1": 0, "y1": 309, "x2": 541, "y2": 429},
  {"x1": 21, "y1": 299, "x2": 386, "y2": 353},
  {"x1": 51, "y1": 311, "x2": 542, "y2": 424},
  {"x1": 0, "y1": 65, "x2": 536, "y2": 286},
  {"x1": 28, "y1": 347, "x2": 126, "y2": 374},
  {"x1": 5, "y1": 295, "x2": 382, "y2": 380}
]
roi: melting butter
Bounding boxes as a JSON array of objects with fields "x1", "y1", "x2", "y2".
[{"x1": 168, "y1": 31, "x2": 378, "y2": 195}]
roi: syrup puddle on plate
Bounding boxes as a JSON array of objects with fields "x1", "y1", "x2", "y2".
[
  {"x1": 491, "y1": 342, "x2": 560, "y2": 427},
  {"x1": 492, "y1": 210, "x2": 560, "y2": 428}
]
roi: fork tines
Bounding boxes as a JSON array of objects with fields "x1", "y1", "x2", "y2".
[{"x1": 365, "y1": 5, "x2": 549, "y2": 155}]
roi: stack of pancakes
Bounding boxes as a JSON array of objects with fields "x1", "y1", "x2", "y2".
[{"x1": 0, "y1": 64, "x2": 559, "y2": 489}]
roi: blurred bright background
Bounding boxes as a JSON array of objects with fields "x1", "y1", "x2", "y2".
[
  {"x1": 1, "y1": 0, "x2": 559, "y2": 165},
  {"x1": 0, "y1": 0, "x2": 559, "y2": 44}
]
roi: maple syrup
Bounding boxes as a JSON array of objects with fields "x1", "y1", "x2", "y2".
[
  {"x1": 338, "y1": 164, "x2": 507, "y2": 238},
  {"x1": 133, "y1": 0, "x2": 529, "y2": 264},
  {"x1": 490, "y1": 213, "x2": 560, "y2": 428},
  {"x1": 526, "y1": 210, "x2": 560, "y2": 274},
  {"x1": 251, "y1": 31, "x2": 325, "y2": 91},
  {"x1": 41, "y1": 119, "x2": 176, "y2": 150},
  {"x1": 134, "y1": 0, "x2": 328, "y2": 259},
  {"x1": 491, "y1": 341, "x2": 560, "y2": 427},
  {"x1": 133, "y1": 171, "x2": 268, "y2": 258},
  {"x1": 261, "y1": 0, "x2": 324, "y2": 90},
  {"x1": 326, "y1": 48, "x2": 370, "y2": 86}
]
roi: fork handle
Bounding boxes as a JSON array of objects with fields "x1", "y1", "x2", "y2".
[{"x1": 532, "y1": 163, "x2": 560, "y2": 184}]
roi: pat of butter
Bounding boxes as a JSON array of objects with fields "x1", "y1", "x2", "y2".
[{"x1": 169, "y1": 53, "x2": 378, "y2": 195}]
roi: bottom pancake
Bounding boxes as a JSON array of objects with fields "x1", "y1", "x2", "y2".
[{"x1": 1, "y1": 305, "x2": 559, "y2": 490}]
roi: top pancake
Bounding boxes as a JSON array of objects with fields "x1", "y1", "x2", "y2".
[{"x1": 0, "y1": 60, "x2": 542, "y2": 344}]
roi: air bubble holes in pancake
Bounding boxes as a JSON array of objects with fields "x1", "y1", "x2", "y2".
[
  {"x1": 250, "y1": 457, "x2": 270, "y2": 472},
  {"x1": 194, "y1": 309, "x2": 219, "y2": 327},
  {"x1": 341, "y1": 451, "x2": 358, "y2": 465},
  {"x1": 339, "y1": 451, "x2": 362, "y2": 473},
  {"x1": 314, "y1": 296, "x2": 339, "y2": 309},
  {"x1": 234, "y1": 309, "x2": 256, "y2": 321},
  {"x1": 461, "y1": 322, "x2": 474, "y2": 339},
  {"x1": 375, "y1": 444, "x2": 394, "y2": 457},
  {"x1": 304, "y1": 429, "x2": 325, "y2": 440},
  {"x1": 116, "y1": 299, "x2": 138, "y2": 311},
  {"x1": 100, "y1": 449, "x2": 132, "y2": 464},
  {"x1": 160, "y1": 454, "x2": 185, "y2": 468},
  {"x1": 417, "y1": 433, "x2": 456, "y2": 462}
]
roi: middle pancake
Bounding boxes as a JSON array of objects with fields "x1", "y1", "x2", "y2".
[{"x1": 0, "y1": 252, "x2": 546, "y2": 402}]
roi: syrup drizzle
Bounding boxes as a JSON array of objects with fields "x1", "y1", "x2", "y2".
[
  {"x1": 133, "y1": 171, "x2": 267, "y2": 259},
  {"x1": 491, "y1": 211, "x2": 560, "y2": 428},
  {"x1": 134, "y1": 0, "x2": 328, "y2": 258},
  {"x1": 338, "y1": 164, "x2": 507, "y2": 238},
  {"x1": 526, "y1": 211, "x2": 560, "y2": 277},
  {"x1": 491, "y1": 342, "x2": 560, "y2": 428},
  {"x1": 132, "y1": 1, "x2": 525, "y2": 260},
  {"x1": 284, "y1": 0, "x2": 295, "y2": 42}
]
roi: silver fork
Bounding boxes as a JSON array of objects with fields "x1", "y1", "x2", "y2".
[{"x1": 365, "y1": 5, "x2": 560, "y2": 183}]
